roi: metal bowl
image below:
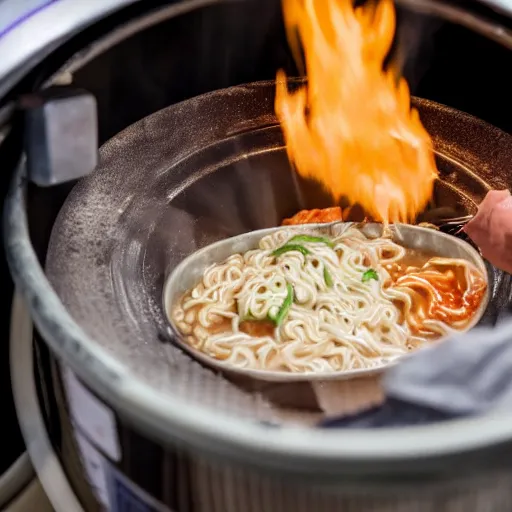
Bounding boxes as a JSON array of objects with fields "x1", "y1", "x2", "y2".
[{"x1": 163, "y1": 222, "x2": 490, "y2": 383}]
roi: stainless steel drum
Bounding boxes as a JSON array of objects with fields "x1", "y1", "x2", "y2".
[{"x1": 4, "y1": 1, "x2": 512, "y2": 511}]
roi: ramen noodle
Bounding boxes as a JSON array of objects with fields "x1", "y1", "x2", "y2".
[{"x1": 170, "y1": 226, "x2": 486, "y2": 373}]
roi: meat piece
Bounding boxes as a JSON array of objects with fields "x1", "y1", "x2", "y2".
[
  {"x1": 282, "y1": 206, "x2": 343, "y2": 226},
  {"x1": 464, "y1": 189, "x2": 512, "y2": 273}
]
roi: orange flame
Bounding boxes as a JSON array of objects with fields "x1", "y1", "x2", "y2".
[{"x1": 275, "y1": 0, "x2": 438, "y2": 223}]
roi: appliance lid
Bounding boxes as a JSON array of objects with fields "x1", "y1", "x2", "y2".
[
  {"x1": 0, "y1": 0, "x2": 141, "y2": 99},
  {"x1": 481, "y1": 0, "x2": 512, "y2": 16}
]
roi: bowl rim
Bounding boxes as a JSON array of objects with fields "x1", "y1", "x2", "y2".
[{"x1": 163, "y1": 221, "x2": 490, "y2": 383}]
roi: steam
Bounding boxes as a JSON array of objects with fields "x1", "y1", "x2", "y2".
[{"x1": 392, "y1": 3, "x2": 443, "y2": 93}]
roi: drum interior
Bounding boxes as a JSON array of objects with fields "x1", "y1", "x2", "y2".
[{"x1": 45, "y1": 81, "x2": 512, "y2": 425}]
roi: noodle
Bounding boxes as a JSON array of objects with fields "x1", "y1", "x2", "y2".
[{"x1": 170, "y1": 226, "x2": 486, "y2": 373}]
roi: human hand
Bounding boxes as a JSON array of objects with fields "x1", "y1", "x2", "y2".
[{"x1": 464, "y1": 189, "x2": 512, "y2": 274}]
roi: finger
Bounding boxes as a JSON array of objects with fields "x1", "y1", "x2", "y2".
[
  {"x1": 478, "y1": 189, "x2": 511, "y2": 214},
  {"x1": 464, "y1": 190, "x2": 511, "y2": 233}
]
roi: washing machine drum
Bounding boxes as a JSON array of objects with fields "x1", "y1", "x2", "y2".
[{"x1": 5, "y1": 1, "x2": 512, "y2": 512}]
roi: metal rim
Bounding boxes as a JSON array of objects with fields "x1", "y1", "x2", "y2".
[
  {"x1": 0, "y1": 0, "x2": 140, "y2": 99},
  {"x1": 9, "y1": 291, "x2": 84, "y2": 511},
  {"x1": 43, "y1": 0, "x2": 238, "y2": 88},
  {"x1": 396, "y1": 0, "x2": 512, "y2": 50}
]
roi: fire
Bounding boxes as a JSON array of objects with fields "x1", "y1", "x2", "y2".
[{"x1": 275, "y1": 0, "x2": 438, "y2": 223}]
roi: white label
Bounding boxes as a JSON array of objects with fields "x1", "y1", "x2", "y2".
[
  {"x1": 75, "y1": 431, "x2": 111, "y2": 509},
  {"x1": 63, "y1": 367, "x2": 121, "y2": 461}
]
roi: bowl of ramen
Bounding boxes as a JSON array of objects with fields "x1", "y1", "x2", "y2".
[{"x1": 163, "y1": 221, "x2": 489, "y2": 382}]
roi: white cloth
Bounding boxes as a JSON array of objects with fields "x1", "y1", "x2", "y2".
[{"x1": 384, "y1": 318, "x2": 512, "y2": 415}]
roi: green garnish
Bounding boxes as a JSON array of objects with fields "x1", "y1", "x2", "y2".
[
  {"x1": 274, "y1": 283, "x2": 294, "y2": 326},
  {"x1": 272, "y1": 244, "x2": 311, "y2": 257},
  {"x1": 324, "y1": 267, "x2": 334, "y2": 287},
  {"x1": 287, "y1": 234, "x2": 334, "y2": 248},
  {"x1": 362, "y1": 268, "x2": 378, "y2": 283}
]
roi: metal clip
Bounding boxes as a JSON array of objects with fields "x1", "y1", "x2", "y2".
[{"x1": 22, "y1": 87, "x2": 98, "y2": 186}]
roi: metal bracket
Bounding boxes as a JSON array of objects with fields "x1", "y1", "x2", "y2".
[{"x1": 22, "y1": 87, "x2": 98, "y2": 186}]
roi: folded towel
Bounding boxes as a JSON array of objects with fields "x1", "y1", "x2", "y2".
[{"x1": 320, "y1": 318, "x2": 512, "y2": 428}]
